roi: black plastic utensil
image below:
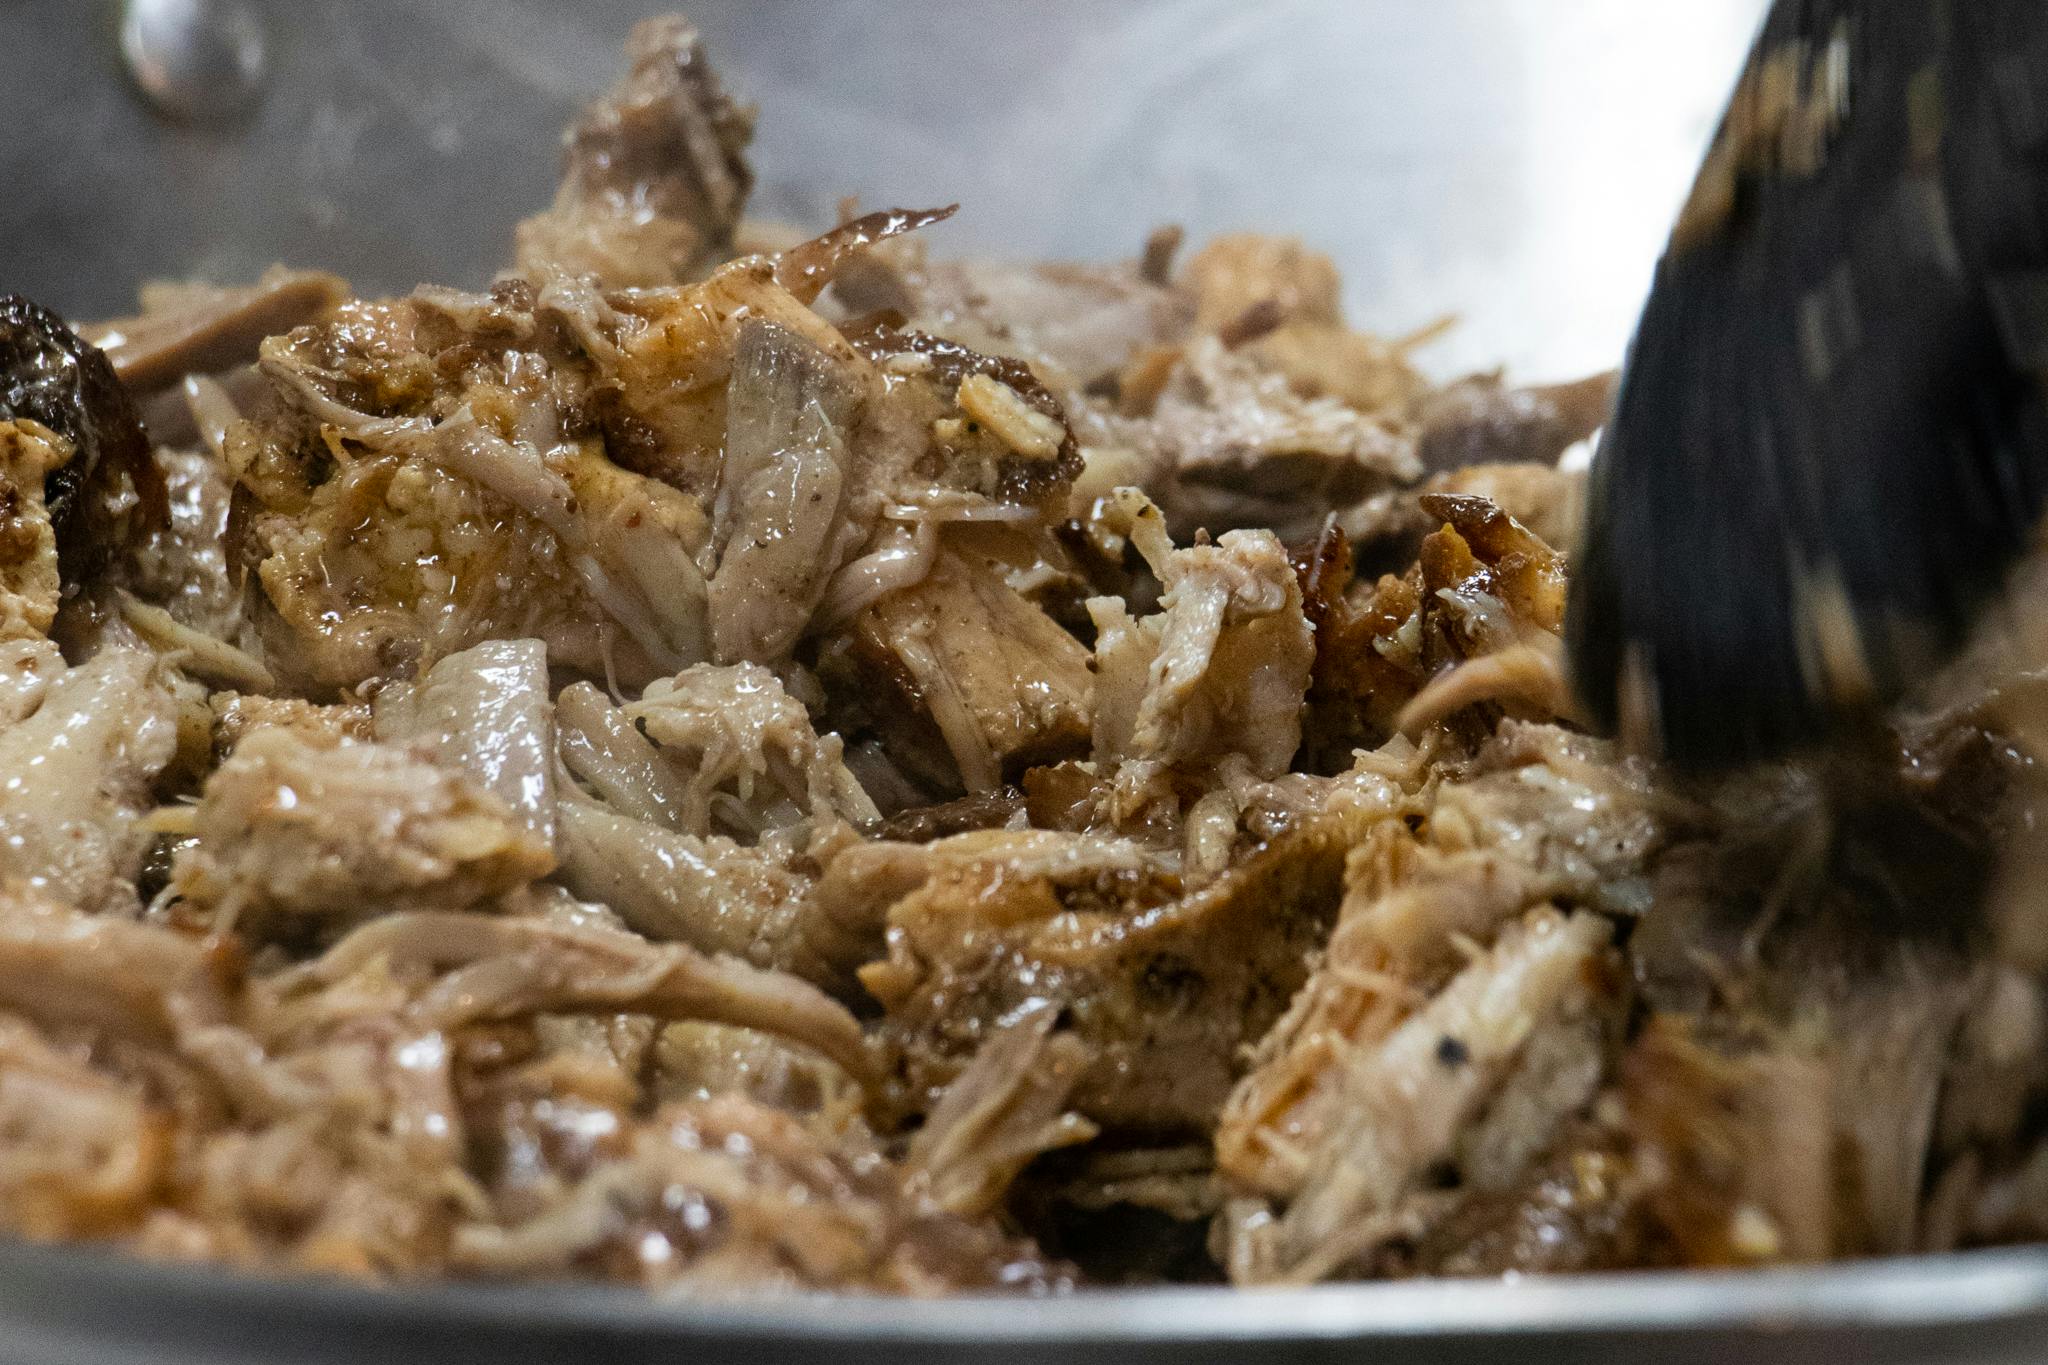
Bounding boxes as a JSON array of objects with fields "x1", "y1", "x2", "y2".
[{"x1": 1567, "y1": 0, "x2": 2048, "y2": 764}]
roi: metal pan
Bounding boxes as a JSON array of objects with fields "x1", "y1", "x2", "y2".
[
  {"x1": 5, "y1": 0, "x2": 1765, "y2": 381},
  {"x1": 3, "y1": 3, "x2": 2040, "y2": 1361},
  {"x1": 0, "y1": 1239, "x2": 2044, "y2": 1365}
]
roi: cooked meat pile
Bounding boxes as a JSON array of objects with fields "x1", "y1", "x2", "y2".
[{"x1": 0, "y1": 16, "x2": 2043, "y2": 1294}]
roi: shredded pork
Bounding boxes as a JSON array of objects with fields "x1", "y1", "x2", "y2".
[{"x1": 0, "y1": 11, "x2": 2036, "y2": 1301}]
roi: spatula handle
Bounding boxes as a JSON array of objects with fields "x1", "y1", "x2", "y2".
[{"x1": 1568, "y1": 0, "x2": 2048, "y2": 763}]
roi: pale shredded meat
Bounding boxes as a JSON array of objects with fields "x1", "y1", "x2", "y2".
[
  {"x1": 905, "y1": 1001, "x2": 1097, "y2": 1217},
  {"x1": 173, "y1": 730, "x2": 556, "y2": 930},
  {"x1": 623, "y1": 662, "x2": 878, "y2": 838},
  {"x1": 831, "y1": 547, "x2": 1093, "y2": 794},
  {"x1": 513, "y1": 16, "x2": 755, "y2": 288},
  {"x1": 210, "y1": 691, "x2": 372, "y2": 756},
  {"x1": 373, "y1": 638, "x2": 559, "y2": 848},
  {"x1": 1088, "y1": 491, "x2": 1314, "y2": 784},
  {"x1": 1113, "y1": 336, "x2": 1421, "y2": 543},
  {"x1": 0, "y1": 648, "x2": 177, "y2": 914},
  {"x1": 0, "y1": 420, "x2": 67, "y2": 643},
  {"x1": 0, "y1": 10, "x2": 2037, "y2": 1302}
]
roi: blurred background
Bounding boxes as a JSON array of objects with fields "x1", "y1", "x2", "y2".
[{"x1": 1, "y1": 0, "x2": 1767, "y2": 381}]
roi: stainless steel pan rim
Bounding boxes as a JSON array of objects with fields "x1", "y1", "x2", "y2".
[{"x1": 3, "y1": 1237, "x2": 2045, "y2": 1345}]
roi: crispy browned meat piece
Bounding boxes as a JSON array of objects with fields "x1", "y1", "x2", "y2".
[
  {"x1": 1295, "y1": 492, "x2": 1572, "y2": 769},
  {"x1": 836, "y1": 316, "x2": 1086, "y2": 505},
  {"x1": 1349, "y1": 460, "x2": 1586, "y2": 571},
  {"x1": 861, "y1": 804, "x2": 1376, "y2": 1140},
  {"x1": 874, "y1": 787, "x2": 1027, "y2": 843}
]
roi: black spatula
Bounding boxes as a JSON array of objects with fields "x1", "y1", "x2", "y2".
[{"x1": 1567, "y1": 0, "x2": 2048, "y2": 764}]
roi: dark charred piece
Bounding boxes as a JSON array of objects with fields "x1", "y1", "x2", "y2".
[{"x1": 0, "y1": 294, "x2": 166, "y2": 575}]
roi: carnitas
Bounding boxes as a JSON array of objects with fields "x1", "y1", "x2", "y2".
[{"x1": 0, "y1": 11, "x2": 2033, "y2": 1302}]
